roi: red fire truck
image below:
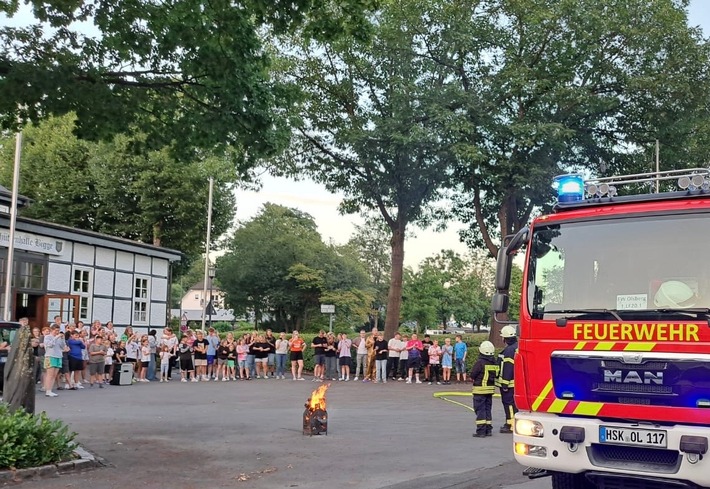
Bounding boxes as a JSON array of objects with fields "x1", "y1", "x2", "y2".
[{"x1": 492, "y1": 169, "x2": 710, "y2": 489}]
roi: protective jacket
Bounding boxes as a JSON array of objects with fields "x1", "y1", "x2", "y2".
[
  {"x1": 497, "y1": 340, "x2": 518, "y2": 389},
  {"x1": 471, "y1": 354, "x2": 498, "y2": 395}
]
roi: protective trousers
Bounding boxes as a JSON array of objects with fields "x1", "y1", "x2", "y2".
[
  {"x1": 473, "y1": 394, "x2": 493, "y2": 435},
  {"x1": 365, "y1": 352, "x2": 376, "y2": 380},
  {"x1": 501, "y1": 388, "x2": 517, "y2": 428}
]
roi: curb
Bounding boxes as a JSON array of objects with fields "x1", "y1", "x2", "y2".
[{"x1": 0, "y1": 446, "x2": 103, "y2": 485}]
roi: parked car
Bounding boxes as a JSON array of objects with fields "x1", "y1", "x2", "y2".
[{"x1": 0, "y1": 321, "x2": 22, "y2": 394}]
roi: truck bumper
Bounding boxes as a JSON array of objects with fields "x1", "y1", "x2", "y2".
[{"x1": 513, "y1": 411, "x2": 710, "y2": 488}]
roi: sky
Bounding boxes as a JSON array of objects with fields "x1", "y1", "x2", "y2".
[{"x1": 234, "y1": 1, "x2": 710, "y2": 268}]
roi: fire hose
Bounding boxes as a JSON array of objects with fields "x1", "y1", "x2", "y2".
[{"x1": 432, "y1": 391, "x2": 500, "y2": 413}]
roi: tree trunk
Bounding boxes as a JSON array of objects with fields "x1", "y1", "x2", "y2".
[
  {"x1": 152, "y1": 222, "x2": 162, "y2": 247},
  {"x1": 490, "y1": 196, "x2": 517, "y2": 348},
  {"x1": 3, "y1": 325, "x2": 35, "y2": 414},
  {"x1": 383, "y1": 223, "x2": 406, "y2": 339}
]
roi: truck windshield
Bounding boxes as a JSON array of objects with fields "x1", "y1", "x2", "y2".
[{"x1": 528, "y1": 212, "x2": 710, "y2": 319}]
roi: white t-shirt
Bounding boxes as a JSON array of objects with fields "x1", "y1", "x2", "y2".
[
  {"x1": 275, "y1": 339, "x2": 289, "y2": 354},
  {"x1": 387, "y1": 338, "x2": 401, "y2": 358},
  {"x1": 398, "y1": 340, "x2": 409, "y2": 360},
  {"x1": 160, "y1": 351, "x2": 172, "y2": 365},
  {"x1": 356, "y1": 337, "x2": 368, "y2": 355},
  {"x1": 105, "y1": 347, "x2": 114, "y2": 365}
]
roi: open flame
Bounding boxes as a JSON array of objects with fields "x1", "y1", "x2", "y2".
[{"x1": 307, "y1": 383, "x2": 330, "y2": 410}]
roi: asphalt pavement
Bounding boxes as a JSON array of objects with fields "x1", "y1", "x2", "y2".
[{"x1": 14, "y1": 376, "x2": 555, "y2": 489}]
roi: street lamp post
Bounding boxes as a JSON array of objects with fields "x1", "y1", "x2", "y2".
[{"x1": 208, "y1": 264, "x2": 216, "y2": 329}]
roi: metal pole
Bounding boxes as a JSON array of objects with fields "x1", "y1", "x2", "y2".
[
  {"x1": 329, "y1": 313, "x2": 333, "y2": 333},
  {"x1": 3, "y1": 131, "x2": 22, "y2": 321},
  {"x1": 655, "y1": 140, "x2": 660, "y2": 193},
  {"x1": 200, "y1": 177, "x2": 214, "y2": 332}
]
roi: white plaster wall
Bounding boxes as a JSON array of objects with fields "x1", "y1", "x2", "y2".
[
  {"x1": 95, "y1": 248, "x2": 115, "y2": 268},
  {"x1": 116, "y1": 251, "x2": 133, "y2": 271},
  {"x1": 150, "y1": 303, "x2": 166, "y2": 327},
  {"x1": 152, "y1": 258, "x2": 169, "y2": 277},
  {"x1": 113, "y1": 300, "x2": 132, "y2": 325},
  {"x1": 73, "y1": 243, "x2": 95, "y2": 266},
  {"x1": 47, "y1": 262, "x2": 71, "y2": 293},
  {"x1": 135, "y1": 255, "x2": 151, "y2": 275},
  {"x1": 114, "y1": 272, "x2": 133, "y2": 299},
  {"x1": 151, "y1": 277, "x2": 168, "y2": 302},
  {"x1": 94, "y1": 269, "x2": 114, "y2": 296},
  {"x1": 92, "y1": 297, "x2": 113, "y2": 322}
]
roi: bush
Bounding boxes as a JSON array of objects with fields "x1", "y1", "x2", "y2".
[{"x1": 0, "y1": 403, "x2": 77, "y2": 470}]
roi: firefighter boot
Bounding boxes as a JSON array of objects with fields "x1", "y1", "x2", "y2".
[
  {"x1": 485, "y1": 425, "x2": 493, "y2": 437},
  {"x1": 500, "y1": 425, "x2": 513, "y2": 434},
  {"x1": 472, "y1": 429, "x2": 487, "y2": 438}
]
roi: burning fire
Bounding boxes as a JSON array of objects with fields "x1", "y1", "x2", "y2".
[{"x1": 307, "y1": 383, "x2": 330, "y2": 410}]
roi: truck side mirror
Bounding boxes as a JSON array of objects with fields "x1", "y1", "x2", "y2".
[
  {"x1": 495, "y1": 246, "x2": 513, "y2": 291},
  {"x1": 492, "y1": 292, "x2": 509, "y2": 313}
]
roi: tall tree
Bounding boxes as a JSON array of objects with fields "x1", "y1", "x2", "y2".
[
  {"x1": 276, "y1": 4, "x2": 456, "y2": 339},
  {"x1": 1, "y1": 0, "x2": 377, "y2": 159}
]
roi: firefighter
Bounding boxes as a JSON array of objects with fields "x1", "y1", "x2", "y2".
[
  {"x1": 498, "y1": 325, "x2": 518, "y2": 434},
  {"x1": 471, "y1": 340, "x2": 498, "y2": 438}
]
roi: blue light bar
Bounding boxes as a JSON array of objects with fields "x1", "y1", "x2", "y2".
[{"x1": 553, "y1": 174, "x2": 585, "y2": 203}]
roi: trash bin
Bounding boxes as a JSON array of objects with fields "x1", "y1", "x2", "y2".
[{"x1": 111, "y1": 363, "x2": 134, "y2": 386}]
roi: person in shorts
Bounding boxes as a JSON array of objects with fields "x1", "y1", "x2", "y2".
[
  {"x1": 88, "y1": 335, "x2": 107, "y2": 388},
  {"x1": 206, "y1": 328, "x2": 220, "y2": 380},
  {"x1": 311, "y1": 330, "x2": 327, "y2": 381},
  {"x1": 405, "y1": 333, "x2": 423, "y2": 384},
  {"x1": 288, "y1": 331, "x2": 306, "y2": 380},
  {"x1": 337, "y1": 333, "x2": 352, "y2": 381},
  {"x1": 178, "y1": 335, "x2": 196, "y2": 382},
  {"x1": 253, "y1": 334, "x2": 271, "y2": 379},
  {"x1": 193, "y1": 330, "x2": 209, "y2": 381},
  {"x1": 43, "y1": 324, "x2": 64, "y2": 397},
  {"x1": 216, "y1": 339, "x2": 230, "y2": 381}
]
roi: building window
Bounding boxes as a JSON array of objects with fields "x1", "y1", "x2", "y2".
[
  {"x1": 133, "y1": 277, "x2": 149, "y2": 323},
  {"x1": 72, "y1": 268, "x2": 92, "y2": 321},
  {"x1": 18, "y1": 262, "x2": 45, "y2": 290}
]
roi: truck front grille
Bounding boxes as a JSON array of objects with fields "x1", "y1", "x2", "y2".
[{"x1": 587, "y1": 444, "x2": 681, "y2": 474}]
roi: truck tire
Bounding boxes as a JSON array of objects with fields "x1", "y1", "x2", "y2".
[{"x1": 551, "y1": 472, "x2": 594, "y2": 489}]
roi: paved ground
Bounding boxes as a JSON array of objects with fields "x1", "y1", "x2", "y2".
[{"x1": 13, "y1": 377, "x2": 554, "y2": 489}]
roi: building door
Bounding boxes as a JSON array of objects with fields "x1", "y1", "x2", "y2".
[{"x1": 38, "y1": 295, "x2": 80, "y2": 327}]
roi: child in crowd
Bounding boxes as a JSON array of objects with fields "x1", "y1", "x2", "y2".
[
  {"x1": 227, "y1": 343, "x2": 237, "y2": 381},
  {"x1": 428, "y1": 339, "x2": 441, "y2": 385},
  {"x1": 217, "y1": 339, "x2": 230, "y2": 381},
  {"x1": 178, "y1": 336, "x2": 196, "y2": 382},
  {"x1": 159, "y1": 345, "x2": 173, "y2": 382},
  {"x1": 104, "y1": 339, "x2": 114, "y2": 385},
  {"x1": 138, "y1": 336, "x2": 152, "y2": 382},
  {"x1": 237, "y1": 338, "x2": 249, "y2": 380}
]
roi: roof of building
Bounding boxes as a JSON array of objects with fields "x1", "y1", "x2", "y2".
[{"x1": 0, "y1": 214, "x2": 184, "y2": 261}]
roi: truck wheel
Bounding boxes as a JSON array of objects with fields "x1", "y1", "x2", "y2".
[{"x1": 551, "y1": 472, "x2": 593, "y2": 489}]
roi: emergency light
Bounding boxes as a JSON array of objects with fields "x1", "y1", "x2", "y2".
[{"x1": 553, "y1": 174, "x2": 585, "y2": 203}]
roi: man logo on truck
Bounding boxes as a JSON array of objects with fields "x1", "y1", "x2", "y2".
[{"x1": 603, "y1": 369, "x2": 664, "y2": 385}]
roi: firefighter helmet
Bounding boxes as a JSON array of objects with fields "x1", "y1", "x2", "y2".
[
  {"x1": 654, "y1": 280, "x2": 696, "y2": 308},
  {"x1": 500, "y1": 325, "x2": 517, "y2": 338},
  {"x1": 479, "y1": 341, "x2": 495, "y2": 355}
]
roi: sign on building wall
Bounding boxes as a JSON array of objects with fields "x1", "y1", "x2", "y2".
[{"x1": 0, "y1": 230, "x2": 63, "y2": 255}]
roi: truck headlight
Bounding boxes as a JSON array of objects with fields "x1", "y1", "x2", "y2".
[{"x1": 516, "y1": 419, "x2": 544, "y2": 437}]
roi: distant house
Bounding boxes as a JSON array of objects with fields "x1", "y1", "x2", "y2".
[{"x1": 171, "y1": 281, "x2": 235, "y2": 327}]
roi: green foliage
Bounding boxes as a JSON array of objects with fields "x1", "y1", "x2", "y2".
[
  {"x1": 0, "y1": 114, "x2": 236, "y2": 262},
  {"x1": 211, "y1": 321, "x2": 234, "y2": 333},
  {"x1": 401, "y1": 250, "x2": 494, "y2": 330},
  {"x1": 217, "y1": 204, "x2": 373, "y2": 331},
  {"x1": 1, "y1": 0, "x2": 377, "y2": 160},
  {"x1": 0, "y1": 403, "x2": 77, "y2": 470}
]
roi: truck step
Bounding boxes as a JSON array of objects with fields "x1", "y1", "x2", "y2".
[{"x1": 522, "y1": 466, "x2": 550, "y2": 479}]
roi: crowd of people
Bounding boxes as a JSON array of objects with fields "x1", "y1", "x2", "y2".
[
  {"x1": 24, "y1": 314, "x2": 518, "y2": 437},
  {"x1": 32, "y1": 318, "x2": 478, "y2": 397}
]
